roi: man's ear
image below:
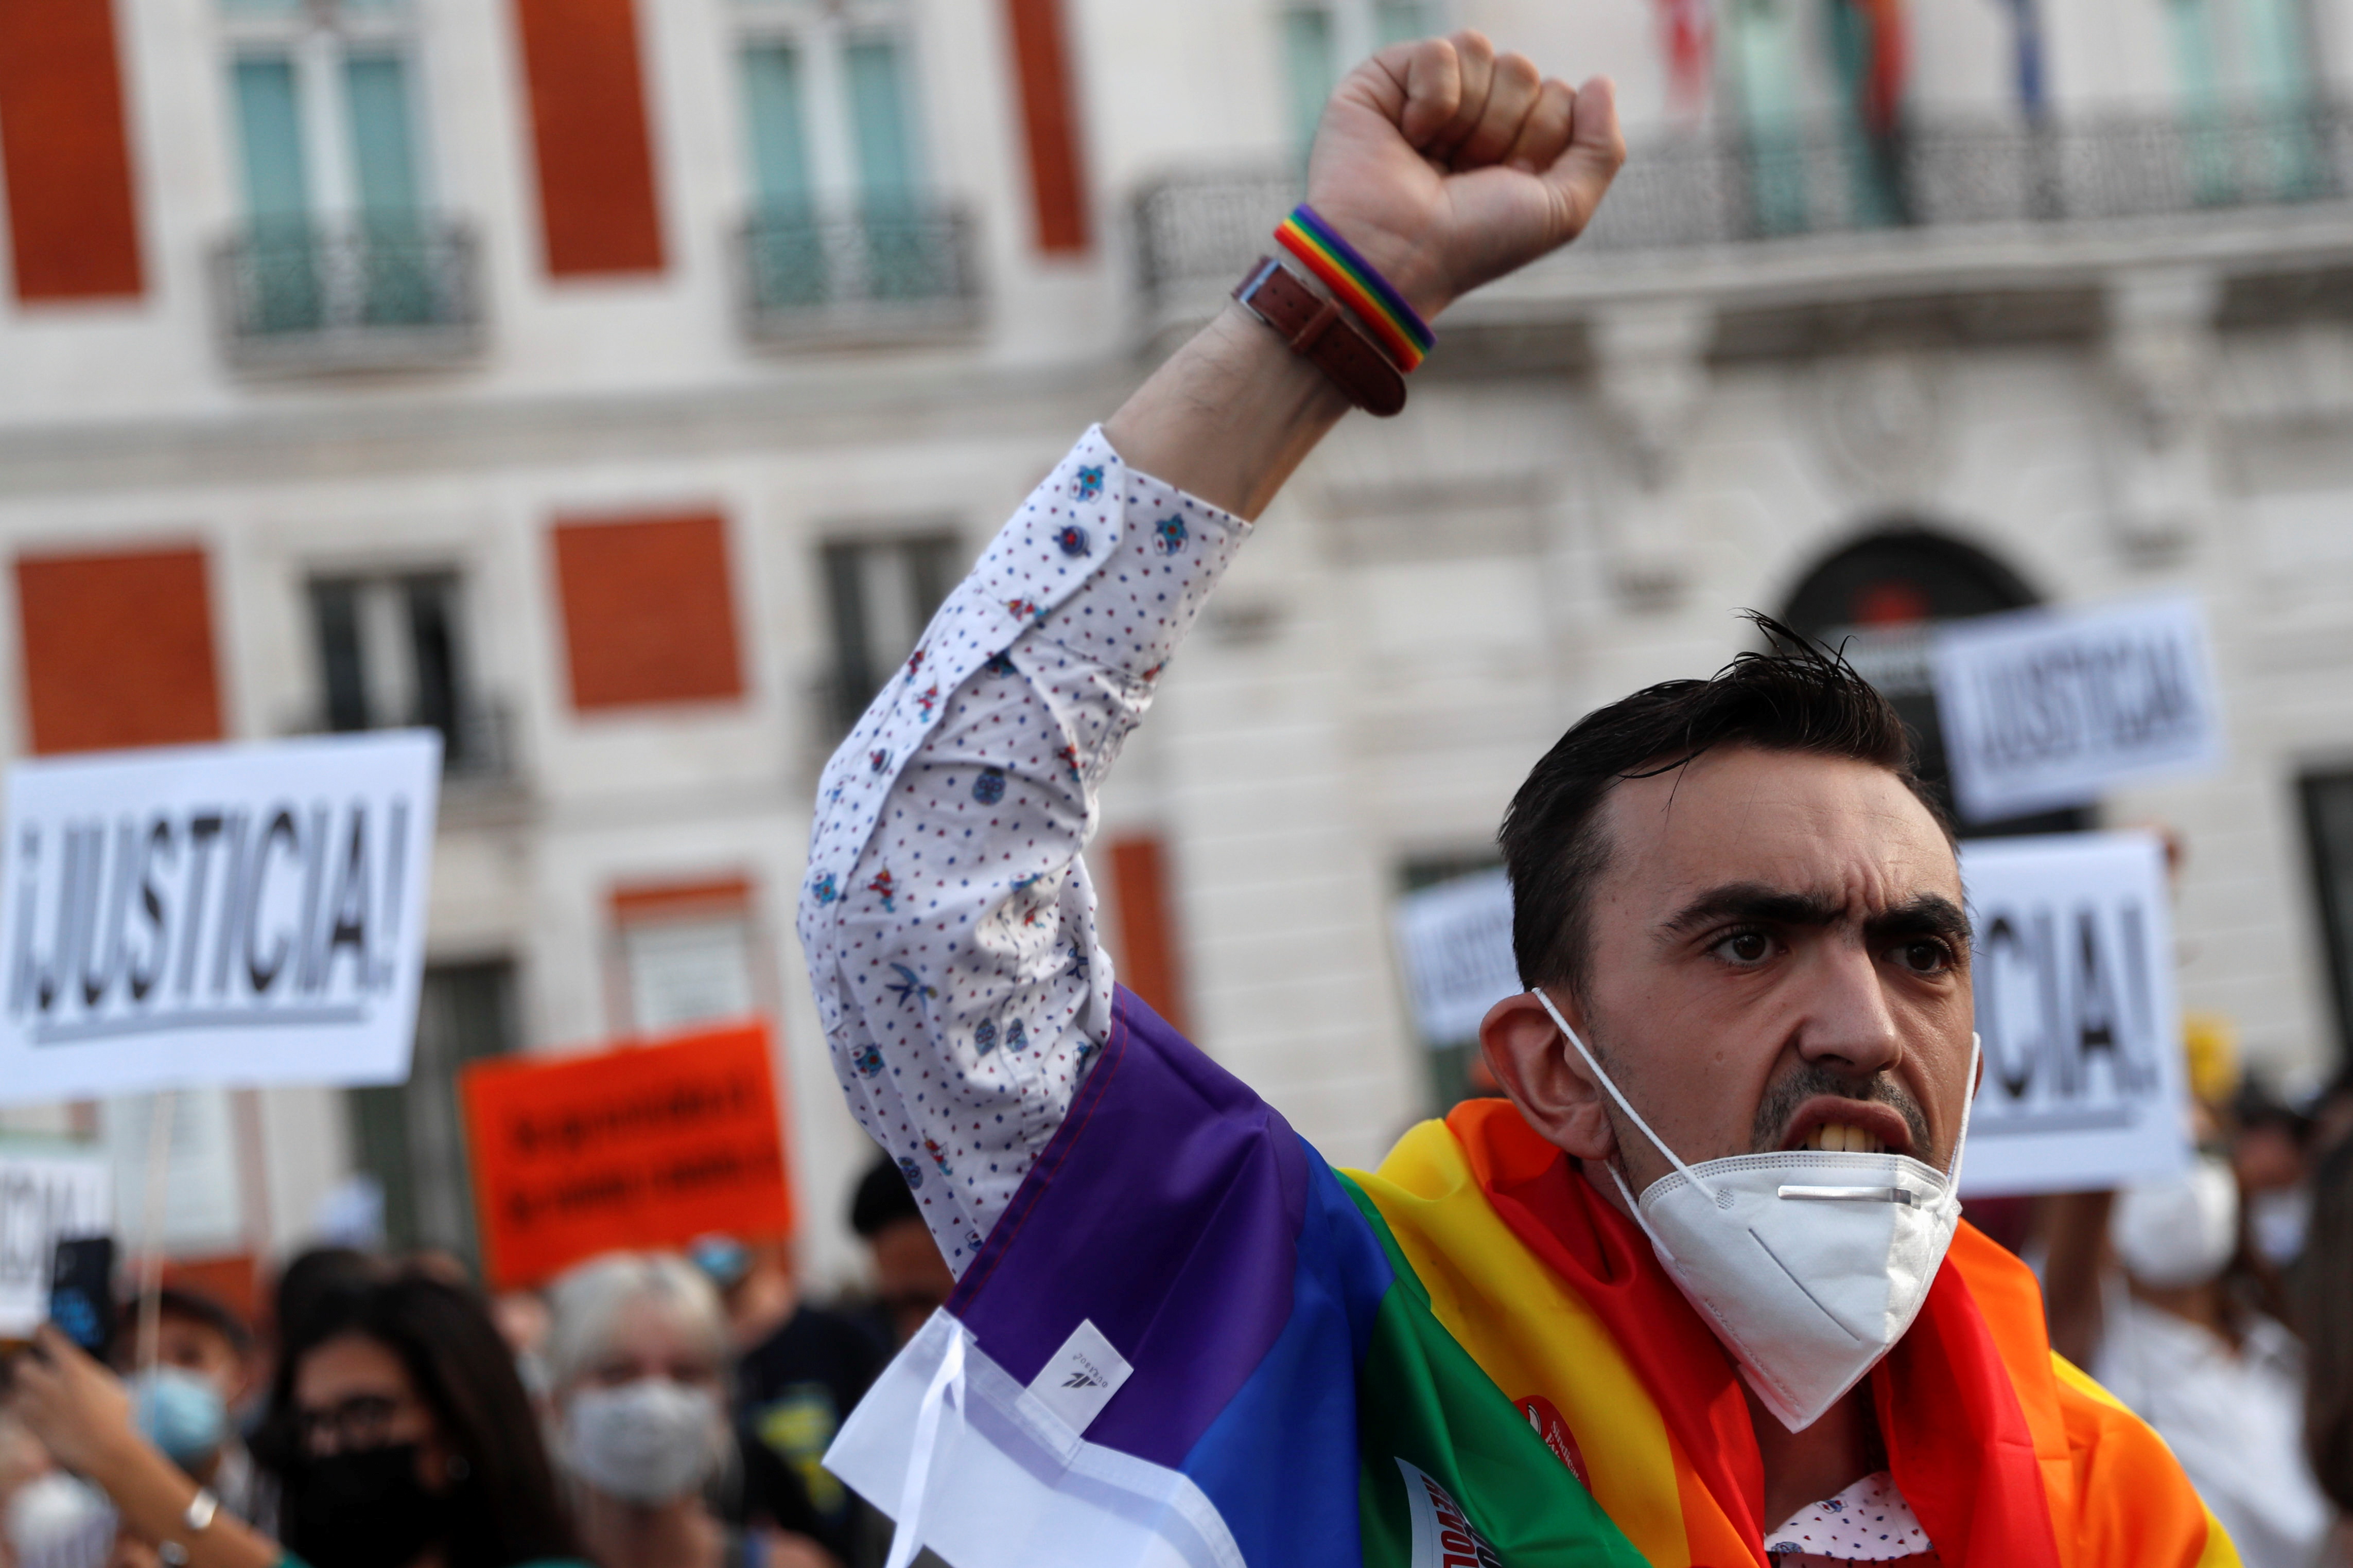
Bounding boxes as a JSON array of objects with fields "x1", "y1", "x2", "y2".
[{"x1": 1478, "y1": 988, "x2": 1616, "y2": 1162}]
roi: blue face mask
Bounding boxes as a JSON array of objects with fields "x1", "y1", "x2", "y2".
[{"x1": 132, "y1": 1366, "x2": 229, "y2": 1468}]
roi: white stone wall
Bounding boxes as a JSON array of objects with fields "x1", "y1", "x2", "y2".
[{"x1": 4, "y1": 0, "x2": 2353, "y2": 1292}]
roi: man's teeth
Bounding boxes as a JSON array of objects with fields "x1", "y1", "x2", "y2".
[{"x1": 1799, "y1": 1123, "x2": 1886, "y2": 1154}]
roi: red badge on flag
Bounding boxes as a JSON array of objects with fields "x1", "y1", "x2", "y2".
[{"x1": 1516, "y1": 1395, "x2": 1592, "y2": 1491}]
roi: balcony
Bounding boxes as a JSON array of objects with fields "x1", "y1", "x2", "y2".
[
  {"x1": 738, "y1": 202, "x2": 980, "y2": 346},
  {"x1": 213, "y1": 217, "x2": 482, "y2": 371},
  {"x1": 1134, "y1": 101, "x2": 2353, "y2": 329},
  {"x1": 290, "y1": 699, "x2": 516, "y2": 787}
]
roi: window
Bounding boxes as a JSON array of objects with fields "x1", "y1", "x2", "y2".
[
  {"x1": 309, "y1": 570, "x2": 500, "y2": 776},
  {"x1": 2167, "y1": 0, "x2": 2322, "y2": 200},
  {"x1": 103, "y1": 1090, "x2": 249, "y2": 1257},
  {"x1": 347, "y1": 960, "x2": 514, "y2": 1260},
  {"x1": 220, "y1": 0, "x2": 461, "y2": 339},
  {"x1": 613, "y1": 879, "x2": 761, "y2": 1036},
  {"x1": 737, "y1": 4, "x2": 970, "y2": 325},
  {"x1": 2302, "y1": 772, "x2": 2353, "y2": 1072},
  {"x1": 821, "y1": 533, "x2": 961, "y2": 731},
  {"x1": 1280, "y1": 2, "x2": 1440, "y2": 159},
  {"x1": 1724, "y1": 0, "x2": 1810, "y2": 235}
]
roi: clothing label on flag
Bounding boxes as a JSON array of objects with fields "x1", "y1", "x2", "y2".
[
  {"x1": 1025, "y1": 1318, "x2": 1132, "y2": 1435},
  {"x1": 1397, "y1": 1458, "x2": 1504, "y2": 1568}
]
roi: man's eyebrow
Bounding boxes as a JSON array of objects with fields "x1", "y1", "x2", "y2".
[
  {"x1": 1863, "y1": 893, "x2": 1973, "y2": 950},
  {"x1": 1656, "y1": 885, "x2": 1973, "y2": 951},
  {"x1": 1658, "y1": 883, "x2": 1844, "y2": 939}
]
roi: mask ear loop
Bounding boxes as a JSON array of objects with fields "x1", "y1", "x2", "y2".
[
  {"x1": 1530, "y1": 988, "x2": 1719, "y2": 1204},
  {"x1": 1932, "y1": 1031, "x2": 1983, "y2": 1218}
]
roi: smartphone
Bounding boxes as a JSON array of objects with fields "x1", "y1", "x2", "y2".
[{"x1": 47, "y1": 1237, "x2": 116, "y2": 1356}]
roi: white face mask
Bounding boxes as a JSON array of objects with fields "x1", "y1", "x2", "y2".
[
  {"x1": 563, "y1": 1378, "x2": 725, "y2": 1505},
  {"x1": 2247, "y1": 1184, "x2": 2310, "y2": 1269},
  {"x1": 2111, "y1": 1154, "x2": 2238, "y2": 1289},
  {"x1": 5, "y1": 1472, "x2": 118, "y2": 1568},
  {"x1": 1532, "y1": 990, "x2": 1976, "y2": 1433}
]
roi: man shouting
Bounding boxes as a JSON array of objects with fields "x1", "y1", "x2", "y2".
[{"x1": 799, "y1": 31, "x2": 2234, "y2": 1568}]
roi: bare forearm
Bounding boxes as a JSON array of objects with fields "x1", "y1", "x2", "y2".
[
  {"x1": 80, "y1": 1433, "x2": 280, "y2": 1568},
  {"x1": 1103, "y1": 305, "x2": 1351, "y2": 520}
]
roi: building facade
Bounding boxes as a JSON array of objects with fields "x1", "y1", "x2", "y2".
[{"x1": 1, "y1": 0, "x2": 2349, "y2": 1294}]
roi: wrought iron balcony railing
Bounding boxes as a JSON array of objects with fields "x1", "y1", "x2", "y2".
[
  {"x1": 1136, "y1": 101, "x2": 2353, "y2": 308},
  {"x1": 292, "y1": 698, "x2": 515, "y2": 785},
  {"x1": 214, "y1": 216, "x2": 482, "y2": 368},
  {"x1": 739, "y1": 202, "x2": 980, "y2": 343}
]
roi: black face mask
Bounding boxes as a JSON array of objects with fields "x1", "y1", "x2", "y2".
[{"x1": 291, "y1": 1444, "x2": 454, "y2": 1568}]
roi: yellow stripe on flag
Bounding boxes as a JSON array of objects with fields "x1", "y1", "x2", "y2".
[{"x1": 1350, "y1": 1122, "x2": 1690, "y2": 1568}]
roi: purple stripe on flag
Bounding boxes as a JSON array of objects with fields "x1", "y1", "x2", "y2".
[{"x1": 947, "y1": 985, "x2": 1308, "y2": 1469}]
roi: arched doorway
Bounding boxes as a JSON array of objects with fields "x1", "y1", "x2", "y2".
[{"x1": 1781, "y1": 527, "x2": 2089, "y2": 838}]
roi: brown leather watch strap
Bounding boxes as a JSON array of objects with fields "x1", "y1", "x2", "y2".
[{"x1": 1231, "y1": 257, "x2": 1406, "y2": 417}]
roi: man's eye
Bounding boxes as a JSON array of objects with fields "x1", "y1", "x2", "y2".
[
  {"x1": 1714, "y1": 930, "x2": 1773, "y2": 964},
  {"x1": 1893, "y1": 939, "x2": 1951, "y2": 974}
]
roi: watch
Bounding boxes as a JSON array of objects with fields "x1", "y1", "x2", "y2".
[{"x1": 1231, "y1": 257, "x2": 1408, "y2": 417}]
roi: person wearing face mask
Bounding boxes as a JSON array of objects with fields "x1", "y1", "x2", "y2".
[
  {"x1": 2094, "y1": 1151, "x2": 2332, "y2": 1568},
  {"x1": 1, "y1": 1402, "x2": 120, "y2": 1568},
  {"x1": 797, "y1": 28, "x2": 2233, "y2": 1568},
  {"x1": 112, "y1": 1290, "x2": 271, "y2": 1536},
  {"x1": 10, "y1": 1270, "x2": 585, "y2": 1568},
  {"x1": 541, "y1": 1254, "x2": 835, "y2": 1568}
]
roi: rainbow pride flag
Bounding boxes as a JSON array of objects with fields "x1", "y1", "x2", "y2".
[{"x1": 825, "y1": 990, "x2": 2237, "y2": 1568}]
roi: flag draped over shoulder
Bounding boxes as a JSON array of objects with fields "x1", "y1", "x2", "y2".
[{"x1": 825, "y1": 989, "x2": 2238, "y2": 1568}]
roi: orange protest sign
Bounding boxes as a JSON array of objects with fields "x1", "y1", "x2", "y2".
[{"x1": 460, "y1": 1021, "x2": 794, "y2": 1291}]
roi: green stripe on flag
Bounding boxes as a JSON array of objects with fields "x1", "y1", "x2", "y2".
[{"x1": 1336, "y1": 1174, "x2": 1653, "y2": 1568}]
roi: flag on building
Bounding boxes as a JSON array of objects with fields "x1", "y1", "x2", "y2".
[{"x1": 1657, "y1": 0, "x2": 1716, "y2": 116}]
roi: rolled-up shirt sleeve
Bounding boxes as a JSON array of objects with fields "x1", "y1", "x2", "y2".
[{"x1": 797, "y1": 428, "x2": 1250, "y2": 1271}]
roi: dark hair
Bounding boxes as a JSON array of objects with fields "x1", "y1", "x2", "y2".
[
  {"x1": 271, "y1": 1245, "x2": 386, "y2": 1346},
  {"x1": 850, "y1": 1151, "x2": 922, "y2": 1239},
  {"x1": 1498, "y1": 612, "x2": 1947, "y2": 991},
  {"x1": 124, "y1": 1285, "x2": 252, "y2": 1356},
  {"x1": 269, "y1": 1272, "x2": 577, "y2": 1568},
  {"x1": 2302, "y1": 1132, "x2": 2353, "y2": 1512}
]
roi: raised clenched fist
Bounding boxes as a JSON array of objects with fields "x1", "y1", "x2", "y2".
[{"x1": 1303, "y1": 32, "x2": 1625, "y2": 322}]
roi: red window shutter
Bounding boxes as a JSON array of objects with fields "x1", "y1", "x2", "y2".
[
  {"x1": 1107, "y1": 834, "x2": 1188, "y2": 1034},
  {"x1": 1002, "y1": 0, "x2": 1091, "y2": 255},
  {"x1": 551, "y1": 512, "x2": 744, "y2": 710},
  {"x1": 510, "y1": 0, "x2": 665, "y2": 276},
  {"x1": 611, "y1": 875, "x2": 752, "y2": 924},
  {"x1": 0, "y1": 0, "x2": 144, "y2": 301},
  {"x1": 16, "y1": 547, "x2": 222, "y2": 754}
]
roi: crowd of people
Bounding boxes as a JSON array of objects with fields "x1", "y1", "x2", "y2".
[
  {"x1": 1960, "y1": 1047, "x2": 2353, "y2": 1568},
  {"x1": 0, "y1": 1060, "x2": 2348, "y2": 1567},
  {"x1": 0, "y1": 1154, "x2": 945, "y2": 1568},
  {"x1": 0, "y1": 1061, "x2": 2343, "y2": 1567}
]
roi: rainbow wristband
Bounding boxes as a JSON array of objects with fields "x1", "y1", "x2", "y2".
[{"x1": 1273, "y1": 205, "x2": 1436, "y2": 372}]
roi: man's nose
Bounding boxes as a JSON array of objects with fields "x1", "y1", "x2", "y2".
[{"x1": 1793, "y1": 941, "x2": 1902, "y2": 1076}]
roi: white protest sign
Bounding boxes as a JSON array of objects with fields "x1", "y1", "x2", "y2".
[
  {"x1": 1958, "y1": 831, "x2": 2191, "y2": 1196},
  {"x1": 1393, "y1": 870, "x2": 1518, "y2": 1046},
  {"x1": 1932, "y1": 595, "x2": 2224, "y2": 823},
  {"x1": 0, "y1": 732, "x2": 441, "y2": 1103},
  {"x1": 0, "y1": 1152, "x2": 110, "y2": 1336}
]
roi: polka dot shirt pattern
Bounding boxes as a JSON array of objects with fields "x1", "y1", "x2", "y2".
[
  {"x1": 797, "y1": 428, "x2": 1250, "y2": 1272},
  {"x1": 1765, "y1": 1470, "x2": 1937, "y2": 1563}
]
